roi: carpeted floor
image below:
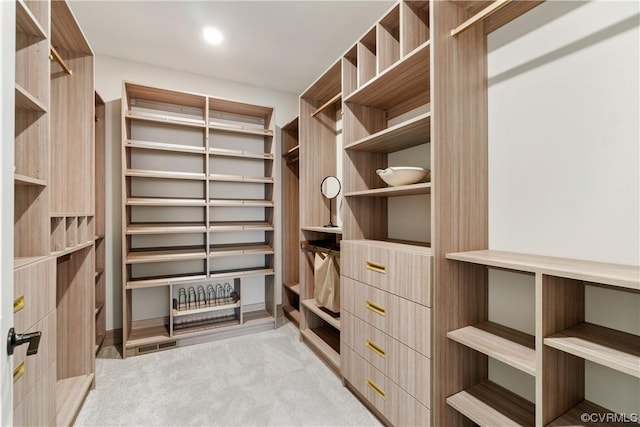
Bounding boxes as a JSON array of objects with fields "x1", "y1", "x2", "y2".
[{"x1": 75, "y1": 322, "x2": 381, "y2": 426}]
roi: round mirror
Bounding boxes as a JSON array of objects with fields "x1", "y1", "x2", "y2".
[{"x1": 320, "y1": 176, "x2": 341, "y2": 199}]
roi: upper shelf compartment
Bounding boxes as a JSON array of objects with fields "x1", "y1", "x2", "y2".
[
  {"x1": 16, "y1": 0, "x2": 46, "y2": 39},
  {"x1": 449, "y1": 0, "x2": 545, "y2": 37}
]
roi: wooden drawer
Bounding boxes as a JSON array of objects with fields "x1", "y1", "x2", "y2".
[
  {"x1": 342, "y1": 310, "x2": 431, "y2": 408},
  {"x1": 342, "y1": 345, "x2": 431, "y2": 426},
  {"x1": 342, "y1": 240, "x2": 432, "y2": 307},
  {"x1": 13, "y1": 362, "x2": 56, "y2": 427},
  {"x1": 14, "y1": 258, "x2": 56, "y2": 332},
  {"x1": 342, "y1": 276, "x2": 431, "y2": 357}
]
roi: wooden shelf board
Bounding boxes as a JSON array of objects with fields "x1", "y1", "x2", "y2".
[
  {"x1": 126, "y1": 169, "x2": 206, "y2": 181},
  {"x1": 125, "y1": 111, "x2": 205, "y2": 128},
  {"x1": 126, "y1": 139, "x2": 206, "y2": 155},
  {"x1": 301, "y1": 225, "x2": 343, "y2": 234},
  {"x1": 447, "y1": 322, "x2": 536, "y2": 376},
  {"x1": 209, "y1": 123, "x2": 273, "y2": 137},
  {"x1": 348, "y1": 239, "x2": 433, "y2": 255},
  {"x1": 301, "y1": 299, "x2": 340, "y2": 330},
  {"x1": 173, "y1": 317, "x2": 241, "y2": 336},
  {"x1": 209, "y1": 268, "x2": 275, "y2": 281},
  {"x1": 283, "y1": 281, "x2": 301, "y2": 295},
  {"x1": 208, "y1": 174, "x2": 274, "y2": 184},
  {"x1": 56, "y1": 374, "x2": 94, "y2": 427},
  {"x1": 15, "y1": 83, "x2": 47, "y2": 112},
  {"x1": 126, "y1": 324, "x2": 170, "y2": 348},
  {"x1": 209, "y1": 244, "x2": 274, "y2": 258},
  {"x1": 301, "y1": 326, "x2": 340, "y2": 370},
  {"x1": 345, "y1": 112, "x2": 431, "y2": 153},
  {"x1": 126, "y1": 248, "x2": 207, "y2": 264},
  {"x1": 209, "y1": 199, "x2": 274, "y2": 207},
  {"x1": 209, "y1": 148, "x2": 273, "y2": 160},
  {"x1": 548, "y1": 399, "x2": 634, "y2": 426},
  {"x1": 210, "y1": 221, "x2": 273, "y2": 232},
  {"x1": 126, "y1": 197, "x2": 207, "y2": 207},
  {"x1": 126, "y1": 274, "x2": 208, "y2": 289},
  {"x1": 445, "y1": 250, "x2": 640, "y2": 291},
  {"x1": 544, "y1": 322, "x2": 640, "y2": 378},
  {"x1": 126, "y1": 223, "x2": 207, "y2": 235},
  {"x1": 51, "y1": 241, "x2": 95, "y2": 258},
  {"x1": 283, "y1": 305, "x2": 300, "y2": 326},
  {"x1": 345, "y1": 182, "x2": 431, "y2": 197},
  {"x1": 283, "y1": 145, "x2": 300, "y2": 158},
  {"x1": 243, "y1": 309, "x2": 276, "y2": 327},
  {"x1": 14, "y1": 173, "x2": 47, "y2": 187},
  {"x1": 14, "y1": 256, "x2": 49, "y2": 270},
  {"x1": 16, "y1": 0, "x2": 46, "y2": 39},
  {"x1": 173, "y1": 301, "x2": 240, "y2": 318},
  {"x1": 344, "y1": 41, "x2": 430, "y2": 109},
  {"x1": 446, "y1": 380, "x2": 535, "y2": 427}
]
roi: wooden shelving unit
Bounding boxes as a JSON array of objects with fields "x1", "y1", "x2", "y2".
[
  {"x1": 121, "y1": 82, "x2": 276, "y2": 357},
  {"x1": 95, "y1": 92, "x2": 106, "y2": 354}
]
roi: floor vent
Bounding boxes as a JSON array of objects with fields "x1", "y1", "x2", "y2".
[
  {"x1": 137, "y1": 344, "x2": 158, "y2": 354},
  {"x1": 159, "y1": 341, "x2": 177, "y2": 349}
]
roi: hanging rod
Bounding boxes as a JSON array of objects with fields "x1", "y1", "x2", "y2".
[
  {"x1": 311, "y1": 92, "x2": 341, "y2": 117},
  {"x1": 50, "y1": 46, "x2": 73, "y2": 75},
  {"x1": 451, "y1": 0, "x2": 512, "y2": 37},
  {"x1": 301, "y1": 241, "x2": 340, "y2": 257}
]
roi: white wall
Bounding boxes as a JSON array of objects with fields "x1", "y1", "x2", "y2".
[
  {"x1": 97, "y1": 54, "x2": 299, "y2": 330},
  {"x1": 487, "y1": 0, "x2": 639, "y2": 415}
]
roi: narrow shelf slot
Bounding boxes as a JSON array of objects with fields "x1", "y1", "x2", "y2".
[
  {"x1": 125, "y1": 169, "x2": 206, "y2": 181},
  {"x1": 126, "y1": 273, "x2": 208, "y2": 290},
  {"x1": 447, "y1": 322, "x2": 536, "y2": 376},
  {"x1": 544, "y1": 322, "x2": 640, "y2": 378},
  {"x1": 126, "y1": 139, "x2": 206, "y2": 154},
  {"x1": 548, "y1": 399, "x2": 635, "y2": 426},
  {"x1": 209, "y1": 244, "x2": 274, "y2": 258},
  {"x1": 301, "y1": 299, "x2": 340, "y2": 330},
  {"x1": 446, "y1": 380, "x2": 535, "y2": 427},
  {"x1": 209, "y1": 221, "x2": 273, "y2": 232},
  {"x1": 209, "y1": 123, "x2": 273, "y2": 137},
  {"x1": 126, "y1": 247, "x2": 207, "y2": 264},
  {"x1": 14, "y1": 173, "x2": 47, "y2": 187},
  {"x1": 283, "y1": 281, "x2": 301, "y2": 295},
  {"x1": 56, "y1": 374, "x2": 94, "y2": 427},
  {"x1": 344, "y1": 112, "x2": 430, "y2": 152},
  {"x1": 126, "y1": 111, "x2": 206, "y2": 128},
  {"x1": 16, "y1": 0, "x2": 46, "y2": 39},
  {"x1": 209, "y1": 148, "x2": 273, "y2": 160},
  {"x1": 126, "y1": 197, "x2": 207, "y2": 207},
  {"x1": 345, "y1": 182, "x2": 431, "y2": 197},
  {"x1": 126, "y1": 223, "x2": 207, "y2": 235},
  {"x1": 15, "y1": 83, "x2": 47, "y2": 112},
  {"x1": 208, "y1": 174, "x2": 273, "y2": 184},
  {"x1": 301, "y1": 326, "x2": 340, "y2": 370}
]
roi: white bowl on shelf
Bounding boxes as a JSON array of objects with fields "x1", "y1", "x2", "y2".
[{"x1": 376, "y1": 166, "x2": 430, "y2": 187}]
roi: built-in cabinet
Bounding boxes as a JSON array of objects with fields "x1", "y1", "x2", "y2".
[
  {"x1": 12, "y1": 0, "x2": 96, "y2": 425},
  {"x1": 121, "y1": 82, "x2": 277, "y2": 357},
  {"x1": 94, "y1": 92, "x2": 106, "y2": 353}
]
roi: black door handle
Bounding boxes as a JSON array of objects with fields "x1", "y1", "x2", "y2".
[{"x1": 7, "y1": 328, "x2": 41, "y2": 356}]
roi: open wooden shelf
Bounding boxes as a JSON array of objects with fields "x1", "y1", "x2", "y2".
[
  {"x1": 16, "y1": 0, "x2": 46, "y2": 39},
  {"x1": 301, "y1": 326, "x2": 340, "y2": 370},
  {"x1": 126, "y1": 139, "x2": 206, "y2": 154},
  {"x1": 51, "y1": 241, "x2": 95, "y2": 258},
  {"x1": 446, "y1": 380, "x2": 535, "y2": 427},
  {"x1": 15, "y1": 83, "x2": 47, "y2": 112},
  {"x1": 547, "y1": 399, "x2": 633, "y2": 426},
  {"x1": 126, "y1": 273, "x2": 208, "y2": 290},
  {"x1": 344, "y1": 41, "x2": 430, "y2": 109},
  {"x1": 126, "y1": 223, "x2": 207, "y2": 235},
  {"x1": 283, "y1": 305, "x2": 300, "y2": 325},
  {"x1": 445, "y1": 250, "x2": 640, "y2": 291},
  {"x1": 55, "y1": 374, "x2": 95, "y2": 427},
  {"x1": 345, "y1": 182, "x2": 431, "y2": 197},
  {"x1": 544, "y1": 322, "x2": 640, "y2": 378},
  {"x1": 209, "y1": 122, "x2": 273, "y2": 137},
  {"x1": 14, "y1": 173, "x2": 47, "y2": 187},
  {"x1": 283, "y1": 145, "x2": 300, "y2": 157},
  {"x1": 126, "y1": 197, "x2": 207, "y2": 206},
  {"x1": 209, "y1": 244, "x2": 274, "y2": 258},
  {"x1": 209, "y1": 147, "x2": 273, "y2": 160},
  {"x1": 208, "y1": 267, "x2": 275, "y2": 281},
  {"x1": 447, "y1": 322, "x2": 536, "y2": 376},
  {"x1": 283, "y1": 281, "x2": 301, "y2": 295},
  {"x1": 243, "y1": 309, "x2": 276, "y2": 327},
  {"x1": 173, "y1": 300, "x2": 240, "y2": 318},
  {"x1": 126, "y1": 324, "x2": 171, "y2": 348},
  {"x1": 125, "y1": 111, "x2": 205, "y2": 128},
  {"x1": 14, "y1": 256, "x2": 49, "y2": 270},
  {"x1": 208, "y1": 174, "x2": 274, "y2": 184},
  {"x1": 209, "y1": 199, "x2": 274, "y2": 207},
  {"x1": 173, "y1": 316, "x2": 241, "y2": 336},
  {"x1": 125, "y1": 169, "x2": 206, "y2": 181},
  {"x1": 301, "y1": 299, "x2": 340, "y2": 330},
  {"x1": 301, "y1": 225, "x2": 342, "y2": 234},
  {"x1": 344, "y1": 112, "x2": 431, "y2": 152},
  {"x1": 209, "y1": 221, "x2": 273, "y2": 231},
  {"x1": 125, "y1": 247, "x2": 207, "y2": 264}
]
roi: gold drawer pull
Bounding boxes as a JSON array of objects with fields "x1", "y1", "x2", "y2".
[
  {"x1": 13, "y1": 362, "x2": 25, "y2": 382},
  {"x1": 366, "y1": 379, "x2": 386, "y2": 400},
  {"x1": 14, "y1": 295, "x2": 25, "y2": 313},
  {"x1": 365, "y1": 300, "x2": 386, "y2": 316},
  {"x1": 366, "y1": 261, "x2": 386, "y2": 274},
  {"x1": 366, "y1": 340, "x2": 386, "y2": 358}
]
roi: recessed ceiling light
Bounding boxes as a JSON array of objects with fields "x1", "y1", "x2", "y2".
[{"x1": 203, "y1": 27, "x2": 223, "y2": 45}]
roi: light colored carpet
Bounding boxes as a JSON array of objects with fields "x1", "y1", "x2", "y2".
[{"x1": 75, "y1": 322, "x2": 381, "y2": 426}]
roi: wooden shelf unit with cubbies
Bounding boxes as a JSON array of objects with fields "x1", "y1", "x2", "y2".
[{"x1": 121, "y1": 82, "x2": 277, "y2": 357}]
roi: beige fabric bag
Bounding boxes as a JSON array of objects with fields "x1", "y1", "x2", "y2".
[{"x1": 313, "y1": 252, "x2": 340, "y2": 313}]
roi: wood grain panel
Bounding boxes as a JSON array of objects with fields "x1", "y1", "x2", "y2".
[
  {"x1": 51, "y1": 0, "x2": 92, "y2": 54},
  {"x1": 377, "y1": 5, "x2": 401, "y2": 73},
  {"x1": 14, "y1": 258, "x2": 56, "y2": 333},
  {"x1": 401, "y1": 1, "x2": 430, "y2": 56}
]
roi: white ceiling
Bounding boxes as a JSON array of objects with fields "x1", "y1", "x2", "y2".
[{"x1": 69, "y1": 1, "x2": 395, "y2": 95}]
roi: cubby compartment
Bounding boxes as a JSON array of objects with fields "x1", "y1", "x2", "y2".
[
  {"x1": 87, "y1": 216, "x2": 95, "y2": 241},
  {"x1": 65, "y1": 217, "x2": 77, "y2": 249},
  {"x1": 50, "y1": 216, "x2": 65, "y2": 253},
  {"x1": 357, "y1": 27, "x2": 377, "y2": 87},
  {"x1": 342, "y1": 46, "x2": 358, "y2": 99},
  {"x1": 377, "y1": 5, "x2": 401, "y2": 73},
  {"x1": 125, "y1": 286, "x2": 172, "y2": 357},
  {"x1": 94, "y1": 237, "x2": 105, "y2": 274},
  {"x1": 401, "y1": 1, "x2": 429, "y2": 56},
  {"x1": 77, "y1": 216, "x2": 88, "y2": 244}
]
